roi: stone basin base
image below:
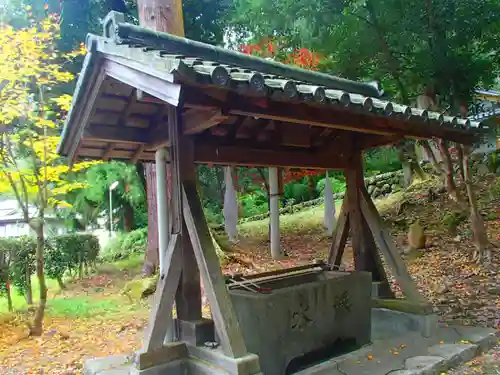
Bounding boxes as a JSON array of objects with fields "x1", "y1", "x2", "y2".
[{"x1": 228, "y1": 271, "x2": 372, "y2": 375}]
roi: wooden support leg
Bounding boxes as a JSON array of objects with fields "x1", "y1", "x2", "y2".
[
  {"x1": 327, "y1": 194, "x2": 350, "y2": 267},
  {"x1": 182, "y1": 183, "x2": 248, "y2": 358},
  {"x1": 143, "y1": 234, "x2": 182, "y2": 352},
  {"x1": 359, "y1": 186, "x2": 427, "y2": 303},
  {"x1": 362, "y1": 219, "x2": 394, "y2": 298}
]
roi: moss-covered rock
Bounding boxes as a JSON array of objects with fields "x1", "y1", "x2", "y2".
[{"x1": 122, "y1": 275, "x2": 159, "y2": 301}]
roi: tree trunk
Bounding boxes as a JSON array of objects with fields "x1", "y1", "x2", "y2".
[
  {"x1": 462, "y1": 146, "x2": 491, "y2": 264},
  {"x1": 123, "y1": 200, "x2": 135, "y2": 232},
  {"x1": 6, "y1": 280, "x2": 13, "y2": 312},
  {"x1": 56, "y1": 276, "x2": 65, "y2": 290},
  {"x1": 144, "y1": 163, "x2": 159, "y2": 276},
  {"x1": 25, "y1": 268, "x2": 33, "y2": 305},
  {"x1": 307, "y1": 175, "x2": 315, "y2": 199},
  {"x1": 456, "y1": 144, "x2": 465, "y2": 183},
  {"x1": 30, "y1": 227, "x2": 47, "y2": 336},
  {"x1": 437, "y1": 139, "x2": 459, "y2": 201}
]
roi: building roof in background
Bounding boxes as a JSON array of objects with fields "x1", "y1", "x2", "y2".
[
  {"x1": 0, "y1": 200, "x2": 59, "y2": 224},
  {"x1": 475, "y1": 89, "x2": 500, "y2": 98}
]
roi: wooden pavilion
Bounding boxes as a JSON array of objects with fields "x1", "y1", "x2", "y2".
[{"x1": 58, "y1": 12, "x2": 479, "y2": 375}]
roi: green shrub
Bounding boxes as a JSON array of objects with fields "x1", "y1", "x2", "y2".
[
  {"x1": 364, "y1": 147, "x2": 402, "y2": 176},
  {"x1": 101, "y1": 228, "x2": 147, "y2": 261},
  {"x1": 8, "y1": 236, "x2": 36, "y2": 296},
  {"x1": 486, "y1": 151, "x2": 500, "y2": 173},
  {"x1": 0, "y1": 239, "x2": 15, "y2": 295},
  {"x1": 121, "y1": 227, "x2": 147, "y2": 254},
  {"x1": 48, "y1": 233, "x2": 100, "y2": 280},
  {"x1": 316, "y1": 177, "x2": 346, "y2": 195},
  {"x1": 441, "y1": 211, "x2": 467, "y2": 235},
  {"x1": 284, "y1": 183, "x2": 310, "y2": 203},
  {"x1": 239, "y1": 192, "x2": 268, "y2": 218}
]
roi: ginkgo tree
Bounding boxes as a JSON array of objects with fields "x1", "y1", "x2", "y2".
[{"x1": 0, "y1": 13, "x2": 95, "y2": 335}]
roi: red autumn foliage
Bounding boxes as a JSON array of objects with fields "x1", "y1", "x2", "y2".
[{"x1": 237, "y1": 40, "x2": 323, "y2": 182}]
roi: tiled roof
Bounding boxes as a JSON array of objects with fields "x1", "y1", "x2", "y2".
[{"x1": 95, "y1": 12, "x2": 477, "y2": 130}]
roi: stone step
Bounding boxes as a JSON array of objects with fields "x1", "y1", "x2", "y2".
[
  {"x1": 84, "y1": 326, "x2": 499, "y2": 375},
  {"x1": 296, "y1": 325, "x2": 499, "y2": 375}
]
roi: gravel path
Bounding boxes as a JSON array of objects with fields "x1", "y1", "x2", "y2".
[{"x1": 446, "y1": 343, "x2": 500, "y2": 375}]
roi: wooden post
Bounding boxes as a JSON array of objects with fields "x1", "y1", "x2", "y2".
[
  {"x1": 268, "y1": 167, "x2": 281, "y2": 259},
  {"x1": 345, "y1": 152, "x2": 371, "y2": 271},
  {"x1": 168, "y1": 106, "x2": 202, "y2": 322},
  {"x1": 176, "y1": 135, "x2": 202, "y2": 322},
  {"x1": 136, "y1": 0, "x2": 202, "y2": 324},
  {"x1": 344, "y1": 150, "x2": 393, "y2": 297}
]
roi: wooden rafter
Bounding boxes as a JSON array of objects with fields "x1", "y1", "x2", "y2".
[
  {"x1": 131, "y1": 145, "x2": 145, "y2": 164},
  {"x1": 182, "y1": 108, "x2": 229, "y2": 135},
  {"x1": 102, "y1": 142, "x2": 116, "y2": 161},
  {"x1": 84, "y1": 125, "x2": 149, "y2": 144},
  {"x1": 118, "y1": 89, "x2": 138, "y2": 127}
]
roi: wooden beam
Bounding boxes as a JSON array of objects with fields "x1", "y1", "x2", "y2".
[
  {"x1": 193, "y1": 139, "x2": 348, "y2": 170},
  {"x1": 143, "y1": 234, "x2": 183, "y2": 351},
  {"x1": 182, "y1": 183, "x2": 248, "y2": 358},
  {"x1": 182, "y1": 108, "x2": 229, "y2": 135},
  {"x1": 358, "y1": 134, "x2": 404, "y2": 150},
  {"x1": 359, "y1": 187, "x2": 427, "y2": 303},
  {"x1": 327, "y1": 195, "x2": 350, "y2": 267},
  {"x1": 227, "y1": 101, "x2": 396, "y2": 136}
]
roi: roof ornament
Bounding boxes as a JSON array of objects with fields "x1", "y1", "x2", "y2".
[{"x1": 102, "y1": 11, "x2": 126, "y2": 40}]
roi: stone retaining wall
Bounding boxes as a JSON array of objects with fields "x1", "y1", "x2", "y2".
[{"x1": 211, "y1": 170, "x2": 404, "y2": 228}]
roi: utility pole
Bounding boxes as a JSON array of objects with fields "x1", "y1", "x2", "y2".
[{"x1": 136, "y1": 0, "x2": 203, "y2": 340}]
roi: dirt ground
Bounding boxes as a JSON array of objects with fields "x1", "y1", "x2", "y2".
[{"x1": 0, "y1": 175, "x2": 498, "y2": 374}]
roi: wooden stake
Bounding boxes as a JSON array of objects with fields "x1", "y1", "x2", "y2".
[
  {"x1": 359, "y1": 188, "x2": 426, "y2": 303},
  {"x1": 182, "y1": 183, "x2": 247, "y2": 358}
]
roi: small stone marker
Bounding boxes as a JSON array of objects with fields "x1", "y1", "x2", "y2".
[{"x1": 408, "y1": 221, "x2": 426, "y2": 250}]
